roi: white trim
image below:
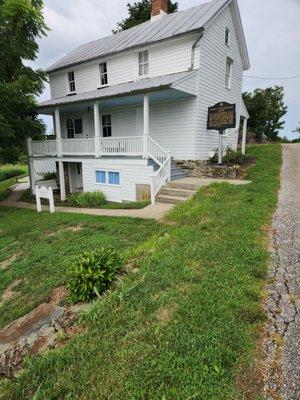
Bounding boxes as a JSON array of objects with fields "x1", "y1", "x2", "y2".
[{"x1": 94, "y1": 168, "x2": 121, "y2": 186}]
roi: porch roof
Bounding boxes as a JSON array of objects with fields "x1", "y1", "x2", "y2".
[{"x1": 38, "y1": 71, "x2": 197, "y2": 113}]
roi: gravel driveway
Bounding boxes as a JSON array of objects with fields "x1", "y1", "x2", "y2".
[{"x1": 265, "y1": 144, "x2": 300, "y2": 399}]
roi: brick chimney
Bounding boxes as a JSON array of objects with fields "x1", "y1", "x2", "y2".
[{"x1": 151, "y1": 0, "x2": 168, "y2": 20}]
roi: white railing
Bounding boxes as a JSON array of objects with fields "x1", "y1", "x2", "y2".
[
  {"x1": 99, "y1": 136, "x2": 143, "y2": 156},
  {"x1": 147, "y1": 136, "x2": 168, "y2": 166},
  {"x1": 31, "y1": 140, "x2": 57, "y2": 156},
  {"x1": 61, "y1": 138, "x2": 95, "y2": 155},
  {"x1": 151, "y1": 156, "x2": 171, "y2": 204}
]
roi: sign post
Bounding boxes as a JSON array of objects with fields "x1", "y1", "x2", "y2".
[
  {"x1": 36, "y1": 186, "x2": 55, "y2": 213},
  {"x1": 207, "y1": 102, "x2": 236, "y2": 164}
]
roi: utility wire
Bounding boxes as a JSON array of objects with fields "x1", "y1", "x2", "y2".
[{"x1": 244, "y1": 75, "x2": 300, "y2": 80}]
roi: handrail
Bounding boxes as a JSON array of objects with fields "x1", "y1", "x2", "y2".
[
  {"x1": 150, "y1": 151, "x2": 171, "y2": 204},
  {"x1": 147, "y1": 136, "x2": 169, "y2": 166}
]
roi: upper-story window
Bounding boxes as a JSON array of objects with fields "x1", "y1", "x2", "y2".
[
  {"x1": 102, "y1": 115, "x2": 112, "y2": 137},
  {"x1": 225, "y1": 58, "x2": 233, "y2": 89},
  {"x1": 138, "y1": 50, "x2": 149, "y2": 77},
  {"x1": 225, "y1": 27, "x2": 230, "y2": 46},
  {"x1": 66, "y1": 118, "x2": 82, "y2": 138},
  {"x1": 68, "y1": 71, "x2": 76, "y2": 93},
  {"x1": 99, "y1": 62, "x2": 108, "y2": 86}
]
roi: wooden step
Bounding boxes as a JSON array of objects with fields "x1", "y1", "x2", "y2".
[
  {"x1": 160, "y1": 187, "x2": 195, "y2": 198},
  {"x1": 156, "y1": 194, "x2": 186, "y2": 205}
]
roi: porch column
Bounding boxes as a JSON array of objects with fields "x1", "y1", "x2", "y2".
[
  {"x1": 27, "y1": 138, "x2": 36, "y2": 195},
  {"x1": 55, "y1": 107, "x2": 62, "y2": 157},
  {"x1": 58, "y1": 161, "x2": 66, "y2": 201},
  {"x1": 93, "y1": 101, "x2": 101, "y2": 158},
  {"x1": 143, "y1": 94, "x2": 150, "y2": 159},
  {"x1": 241, "y1": 117, "x2": 248, "y2": 155}
]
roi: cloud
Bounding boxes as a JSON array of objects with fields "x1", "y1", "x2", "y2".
[{"x1": 36, "y1": 0, "x2": 300, "y2": 137}]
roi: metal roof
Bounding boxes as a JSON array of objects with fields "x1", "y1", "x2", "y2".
[
  {"x1": 38, "y1": 71, "x2": 196, "y2": 109},
  {"x1": 47, "y1": 0, "x2": 230, "y2": 73}
]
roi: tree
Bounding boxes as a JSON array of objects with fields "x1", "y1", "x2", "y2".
[
  {"x1": 293, "y1": 123, "x2": 300, "y2": 134},
  {"x1": 0, "y1": 0, "x2": 48, "y2": 163},
  {"x1": 113, "y1": 0, "x2": 178, "y2": 33},
  {"x1": 242, "y1": 86, "x2": 287, "y2": 141}
]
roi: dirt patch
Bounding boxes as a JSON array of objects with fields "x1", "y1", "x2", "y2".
[
  {"x1": 0, "y1": 253, "x2": 21, "y2": 271},
  {"x1": 122, "y1": 262, "x2": 139, "y2": 274},
  {"x1": 156, "y1": 304, "x2": 178, "y2": 324},
  {"x1": 0, "y1": 279, "x2": 22, "y2": 307},
  {"x1": 50, "y1": 286, "x2": 68, "y2": 305},
  {"x1": 65, "y1": 224, "x2": 83, "y2": 232}
]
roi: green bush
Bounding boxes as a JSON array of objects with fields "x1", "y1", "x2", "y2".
[
  {"x1": 0, "y1": 165, "x2": 27, "y2": 182},
  {"x1": 67, "y1": 248, "x2": 122, "y2": 302},
  {"x1": 38, "y1": 171, "x2": 57, "y2": 181},
  {"x1": 209, "y1": 148, "x2": 255, "y2": 166},
  {"x1": 66, "y1": 191, "x2": 106, "y2": 208}
]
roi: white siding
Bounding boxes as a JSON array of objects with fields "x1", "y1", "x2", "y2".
[
  {"x1": 150, "y1": 99, "x2": 197, "y2": 160},
  {"x1": 195, "y1": 4, "x2": 244, "y2": 159},
  {"x1": 82, "y1": 159, "x2": 153, "y2": 202},
  {"x1": 33, "y1": 160, "x2": 56, "y2": 180},
  {"x1": 49, "y1": 34, "x2": 200, "y2": 99}
]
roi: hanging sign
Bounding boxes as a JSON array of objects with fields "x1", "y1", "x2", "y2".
[
  {"x1": 36, "y1": 185, "x2": 55, "y2": 213},
  {"x1": 207, "y1": 102, "x2": 236, "y2": 132}
]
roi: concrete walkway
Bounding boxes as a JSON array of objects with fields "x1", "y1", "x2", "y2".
[
  {"x1": 265, "y1": 144, "x2": 300, "y2": 399},
  {"x1": 1, "y1": 176, "x2": 250, "y2": 221}
]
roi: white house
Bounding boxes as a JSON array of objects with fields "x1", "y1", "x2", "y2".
[{"x1": 29, "y1": 0, "x2": 250, "y2": 204}]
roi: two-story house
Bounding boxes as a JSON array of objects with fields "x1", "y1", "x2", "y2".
[{"x1": 28, "y1": 0, "x2": 250, "y2": 204}]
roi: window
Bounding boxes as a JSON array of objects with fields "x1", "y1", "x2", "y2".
[
  {"x1": 102, "y1": 115, "x2": 112, "y2": 137},
  {"x1": 99, "y1": 62, "x2": 108, "y2": 86},
  {"x1": 95, "y1": 170, "x2": 120, "y2": 185},
  {"x1": 108, "y1": 171, "x2": 120, "y2": 185},
  {"x1": 96, "y1": 170, "x2": 106, "y2": 184},
  {"x1": 66, "y1": 118, "x2": 83, "y2": 138},
  {"x1": 225, "y1": 27, "x2": 230, "y2": 46},
  {"x1": 68, "y1": 71, "x2": 76, "y2": 93},
  {"x1": 225, "y1": 58, "x2": 233, "y2": 88},
  {"x1": 138, "y1": 50, "x2": 149, "y2": 77}
]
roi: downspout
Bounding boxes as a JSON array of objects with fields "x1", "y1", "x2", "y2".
[{"x1": 189, "y1": 28, "x2": 204, "y2": 71}]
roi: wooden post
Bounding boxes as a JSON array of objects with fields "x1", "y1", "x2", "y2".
[
  {"x1": 241, "y1": 117, "x2": 248, "y2": 155},
  {"x1": 143, "y1": 94, "x2": 149, "y2": 159},
  {"x1": 55, "y1": 107, "x2": 62, "y2": 157},
  {"x1": 58, "y1": 161, "x2": 66, "y2": 201},
  {"x1": 94, "y1": 102, "x2": 101, "y2": 158}
]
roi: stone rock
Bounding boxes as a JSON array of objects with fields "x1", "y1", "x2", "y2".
[
  {"x1": 0, "y1": 303, "x2": 68, "y2": 377},
  {"x1": 176, "y1": 160, "x2": 241, "y2": 179}
]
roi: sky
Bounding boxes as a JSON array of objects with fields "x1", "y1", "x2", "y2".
[{"x1": 35, "y1": 0, "x2": 300, "y2": 139}]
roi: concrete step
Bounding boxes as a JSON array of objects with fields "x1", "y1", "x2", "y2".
[
  {"x1": 170, "y1": 172, "x2": 187, "y2": 181},
  {"x1": 156, "y1": 194, "x2": 186, "y2": 205},
  {"x1": 167, "y1": 181, "x2": 201, "y2": 191},
  {"x1": 160, "y1": 187, "x2": 195, "y2": 198}
]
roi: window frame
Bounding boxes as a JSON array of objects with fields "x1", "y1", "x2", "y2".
[
  {"x1": 66, "y1": 118, "x2": 83, "y2": 138},
  {"x1": 102, "y1": 114, "x2": 112, "y2": 137},
  {"x1": 138, "y1": 50, "x2": 149, "y2": 78},
  {"x1": 95, "y1": 170, "x2": 120, "y2": 186},
  {"x1": 225, "y1": 57, "x2": 233, "y2": 89},
  {"x1": 99, "y1": 62, "x2": 108, "y2": 87},
  {"x1": 68, "y1": 71, "x2": 76, "y2": 93},
  {"x1": 225, "y1": 27, "x2": 230, "y2": 46}
]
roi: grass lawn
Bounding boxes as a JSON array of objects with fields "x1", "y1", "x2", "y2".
[{"x1": 0, "y1": 145, "x2": 282, "y2": 400}]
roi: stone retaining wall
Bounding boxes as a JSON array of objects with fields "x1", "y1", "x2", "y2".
[{"x1": 176, "y1": 160, "x2": 242, "y2": 180}]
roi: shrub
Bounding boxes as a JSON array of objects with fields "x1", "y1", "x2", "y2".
[
  {"x1": 39, "y1": 171, "x2": 57, "y2": 181},
  {"x1": 209, "y1": 148, "x2": 255, "y2": 166},
  {"x1": 67, "y1": 248, "x2": 122, "y2": 302},
  {"x1": 66, "y1": 191, "x2": 106, "y2": 208},
  {"x1": 0, "y1": 165, "x2": 27, "y2": 182}
]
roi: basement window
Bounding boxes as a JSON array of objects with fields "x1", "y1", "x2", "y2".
[
  {"x1": 99, "y1": 62, "x2": 108, "y2": 86},
  {"x1": 68, "y1": 71, "x2": 76, "y2": 93},
  {"x1": 138, "y1": 50, "x2": 149, "y2": 77},
  {"x1": 95, "y1": 170, "x2": 106, "y2": 184}
]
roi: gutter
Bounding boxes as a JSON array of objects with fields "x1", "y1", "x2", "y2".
[{"x1": 189, "y1": 28, "x2": 204, "y2": 70}]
